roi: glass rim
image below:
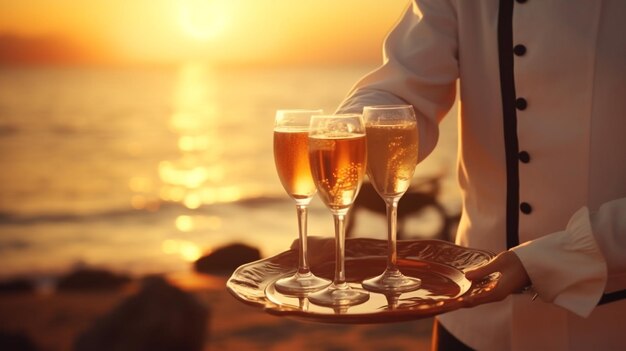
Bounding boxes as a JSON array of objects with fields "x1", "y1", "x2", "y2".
[
  {"x1": 275, "y1": 109, "x2": 324, "y2": 128},
  {"x1": 363, "y1": 104, "x2": 413, "y2": 111},
  {"x1": 308, "y1": 114, "x2": 365, "y2": 135},
  {"x1": 276, "y1": 108, "x2": 324, "y2": 114},
  {"x1": 310, "y1": 113, "x2": 363, "y2": 119}
]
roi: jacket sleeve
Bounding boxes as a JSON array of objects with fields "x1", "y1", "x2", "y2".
[
  {"x1": 512, "y1": 197, "x2": 626, "y2": 317},
  {"x1": 336, "y1": 0, "x2": 459, "y2": 162}
]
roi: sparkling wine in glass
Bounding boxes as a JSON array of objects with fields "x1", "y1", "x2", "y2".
[
  {"x1": 361, "y1": 105, "x2": 422, "y2": 293},
  {"x1": 273, "y1": 109, "x2": 330, "y2": 294},
  {"x1": 307, "y1": 114, "x2": 370, "y2": 307}
]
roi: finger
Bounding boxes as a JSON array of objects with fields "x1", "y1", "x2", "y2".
[
  {"x1": 462, "y1": 252, "x2": 531, "y2": 307},
  {"x1": 470, "y1": 251, "x2": 529, "y2": 290},
  {"x1": 461, "y1": 272, "x2": 507, "y2": 307},
  {"x1": 465, "y1": 254, "x2": 504, "y2": 280}
]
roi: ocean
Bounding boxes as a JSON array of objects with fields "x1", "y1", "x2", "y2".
[{"x1": 0, "y1": 63, "x2": 460, "y2": 280}]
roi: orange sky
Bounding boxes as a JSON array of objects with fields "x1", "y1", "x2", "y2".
[{"x1": 0, "y1": 0, "x2": 410, "y2": 66}]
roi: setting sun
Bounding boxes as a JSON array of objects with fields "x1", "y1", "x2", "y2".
[
  {"x1": 179, "y1": 0, "x2": 231, "y2": 41},
  {"x1": 0, "y1": 0, "x2": 409, "y2": 66}
]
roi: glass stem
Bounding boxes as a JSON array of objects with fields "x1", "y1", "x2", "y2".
[
  {"x1": 332, "y1": 213, "x2": 347, "y2": 288},
  {"x1": 296, "y1": 204, "x2": 311, "y2": 275},
  {"x1": 385, "y1": 198, "x2": 400, "y2": 272}
]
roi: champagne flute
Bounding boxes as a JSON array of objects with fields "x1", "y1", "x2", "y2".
[
  {"x1": 361, "y1": 105, "x2": 422, "y2": 293},
  {"x1": 307, "y1": 114, "x2": 369, "y2": 307},
  {"x1": 273, "y1": 109, "x2": 331, "y2": 294}
]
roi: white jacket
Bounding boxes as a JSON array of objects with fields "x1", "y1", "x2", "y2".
[{"x1": 338, "y1": 1, "x2": 626, "y2": 350}]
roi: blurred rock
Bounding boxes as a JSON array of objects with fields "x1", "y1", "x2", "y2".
[
  {"x1": 195, "y1": 243, "x2": 261, "y2": 275},
  {"x1": 56, "y1": 268, "x2": 131, "y2": 292},
  {"x1": 0, "y1": 278, "x2": 35, "y2": 294},
  {"x1": 0, "y1": 330, "x2": 39, "y2": 351},
  {"x1": 74, "y1": 275, "x2": 209, "y2": 351}
]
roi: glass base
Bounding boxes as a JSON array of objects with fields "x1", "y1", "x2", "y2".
[
  {"x1": 274, "y1": 272, "x2": 330, "y2": 295},
  {"x1": 362, "y1": 269, "x2": 421, "y2": 293},
  {"x1": 308, "y1": 283, "x2": 370, "y2": 307}
]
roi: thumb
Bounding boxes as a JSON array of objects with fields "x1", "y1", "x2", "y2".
[{"x1": 465, "y1": 254, "x2": 504, "y2": 281}]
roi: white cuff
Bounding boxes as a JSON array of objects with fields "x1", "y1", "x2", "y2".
[{"x1": 512, "y1": 207, "x2": 607, "y2": 317}]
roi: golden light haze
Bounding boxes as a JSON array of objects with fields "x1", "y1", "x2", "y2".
[{"x1": 0, "y1": 0, "x2": 410, "y2": 66}]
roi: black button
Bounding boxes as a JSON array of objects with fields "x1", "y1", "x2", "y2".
[
  {"x1": 516, "y1": 98, "x2": 528, "y2": 110},
  {"x1": 516, "y1": 0, "x2": 527, "y2": 3},
  {"x1": 514, "y1": 44, "x2": 527, "y2": 56},
  {"x1": 519, "y1": 151, "x2": 531, "y2": 163},
  {"x1": 520, "y1": 202, "x2": 532, "y2": 214}
]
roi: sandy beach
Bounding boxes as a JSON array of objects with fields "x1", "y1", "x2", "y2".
[{"x1": 0, "y1": 272, "x2": 432, "y2": 351}]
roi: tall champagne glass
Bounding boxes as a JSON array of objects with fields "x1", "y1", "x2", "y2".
[
  {"x1": 361, "y1": 105, "x2": 422, "y2": 293},
  {"x1": 307, "y1": 114, "x2": 369, "y2": 307},
  {"x1": 273, "y1": 109, "x2": 330, "y2": 294}
]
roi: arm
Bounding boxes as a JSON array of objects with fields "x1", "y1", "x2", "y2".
[
  {"x1": 337, "y1": 0, "x2": 459, "y2": 162},
  {"x1": 466, "y1": 197, "x2": 626, "y2": 317}
]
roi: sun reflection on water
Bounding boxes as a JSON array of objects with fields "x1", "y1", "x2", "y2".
[
  {"x1": 178, "y1": 135, "x2": 212, "y2": 152},
  {"x1": 161, "y1": 239, "x2": 204, "y2": 262},
  {"x1": 158, "y1": 161, "x2": 211, "y2": 189},
  {"x1": 175, "y1": 215, "x2": 195, "y2": 232},
  {"x1": 158, "y1": 62, "x2": 243, "y2": 209},
  {"x1": 152, "y1": 62, "x2": 242, "y2": 263}
]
